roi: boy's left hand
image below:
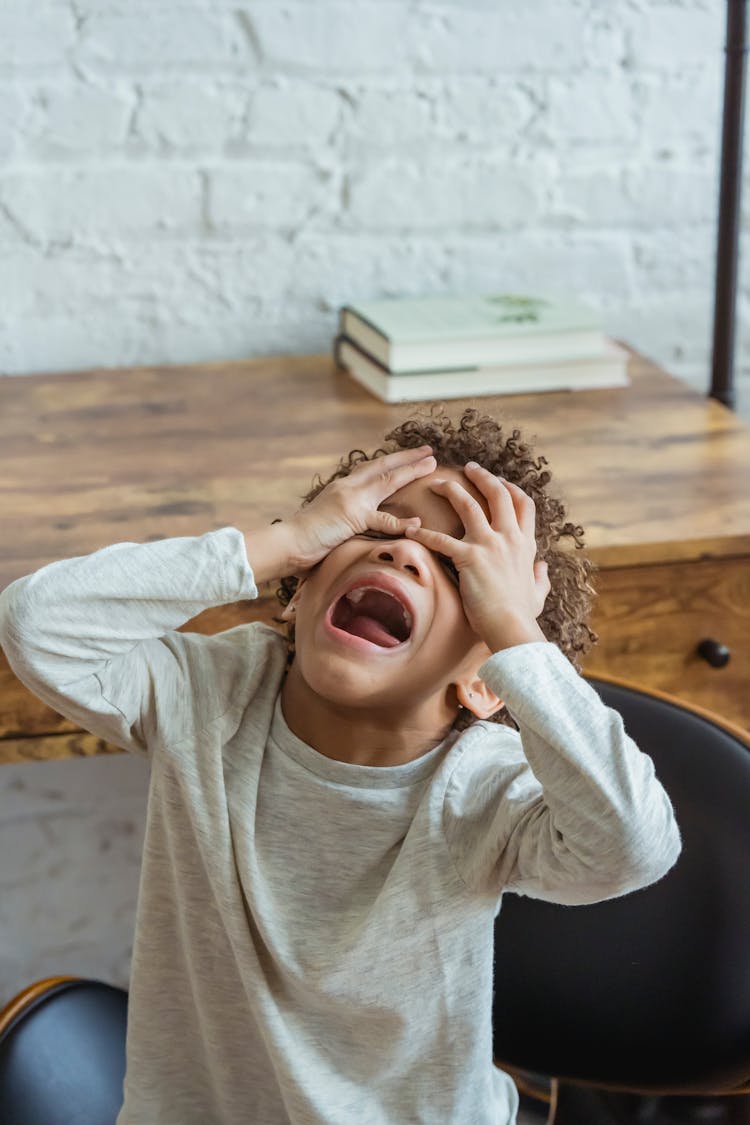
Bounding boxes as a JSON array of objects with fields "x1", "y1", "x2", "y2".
[{"x1": 404, "y1": 462, "x2": 551, "y2": 652}]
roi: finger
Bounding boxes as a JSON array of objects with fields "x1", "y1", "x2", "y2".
[
  {"x1": 370, "y1": 510, "x2": 422, "y2": 535},
  {"x1": 403, "y1": 522, "x2": 462, "y2": 555},
  {"x1": 356, "y1": 448, "x2": 436, "y2": 498},
  {"x1": 376, "y1": 456, "x2": 437, "y2": 502},
  {"x1": 381, "y1": 444, "x2": 434, "y2": 468},
  {"x1": 354, "y1": 445, "x2": 433, "y2": 478},
  {"x1": 428, "y1": 479, "x2": 490, "y2": 538},
  {"x1": 465, "y1": 464, "x2": 535, "y2": 536},
  {"x1": 499, "y1": 477, "x2": 537, "y2": 538},
  {"x1": 462, "y1": 463, "x2": 519, "y2": 532}
]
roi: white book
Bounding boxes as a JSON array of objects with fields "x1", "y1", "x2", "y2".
[
  {"x1": 336, "y1": 336, "x2": 630, "y2": 404},
  {"x1": 339, "y1": 292, "x2": 607, "y2": 373}
]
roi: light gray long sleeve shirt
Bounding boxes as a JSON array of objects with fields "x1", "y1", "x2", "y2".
[{"x1": 0, "y1": 527, "x2": 681, "y2": 1124}]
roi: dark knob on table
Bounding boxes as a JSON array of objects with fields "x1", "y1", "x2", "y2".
[{"x1": 697, "y1": 639, "x2": 731, "y2": 668}]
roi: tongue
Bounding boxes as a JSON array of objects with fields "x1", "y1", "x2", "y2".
[{"x1": 346, "y1": 614, "x2": 401, "y2": 648}]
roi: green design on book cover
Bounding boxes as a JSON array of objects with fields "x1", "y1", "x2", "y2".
[
  {"x1": 485, "y1": 294, "x2": 551, "y2": 324},
  {"x1": 345, "y1": 293, "x2": 600, "y2": 341}
]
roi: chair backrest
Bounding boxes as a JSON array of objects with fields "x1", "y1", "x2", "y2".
[
  {"x1": 0, "y1": 977, "x2": 127, "y2": 1125},
  {"x1": 492, "y1": 677, "x2": 750, "y2": 1095}
]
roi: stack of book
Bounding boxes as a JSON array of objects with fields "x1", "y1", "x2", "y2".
[{"x1": 334, "y1": 292, "x2": 629, "y2": 403}]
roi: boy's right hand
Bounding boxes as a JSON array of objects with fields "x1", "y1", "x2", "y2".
[{"x1": 287, "y1": 445, "x2": 436, "y2": 574}]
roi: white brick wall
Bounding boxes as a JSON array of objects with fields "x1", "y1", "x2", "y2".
[
  {"x1": 1, "y1": 0, "x2": 747, "y2": 417},
  {"x1": 1, "y1": 0, "x2": 749, "y2": 1005}
]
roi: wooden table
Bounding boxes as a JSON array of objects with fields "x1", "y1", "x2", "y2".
[{"x1": 2, "y1": 347, "x2": 749, "y2": 763}]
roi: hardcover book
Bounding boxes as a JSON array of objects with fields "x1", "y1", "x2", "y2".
[
  {"x1": 338, "y1": 292, "x2": 607, "y2": 373},
  {"x1": 335, "y1": 335, "x2": 629, "y2": 404}
]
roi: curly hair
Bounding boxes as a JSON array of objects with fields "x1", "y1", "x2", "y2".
[{"x1": 272, "y1": 404, "x2": 598, "y2": 733}]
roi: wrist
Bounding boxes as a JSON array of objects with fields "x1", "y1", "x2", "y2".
[
  {"x1": 243, "y1": 521, "x2": 298, "y2": 587},
  {"x1": 481, "y1": 617, "x2": 547, "y2": 653}
]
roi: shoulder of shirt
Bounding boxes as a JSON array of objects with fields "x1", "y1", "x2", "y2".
[
  {"x1": 206, "y1": 618, "x2": 288, "y2": 651},
  {"x1": 172, "y1": 618, "x2": 288, "y2": 676},
  {"x1": 162, "y1": 620, "x2": 289, "y2": 751},
  {"x1": 442, "y1": 719, "x2": 527, "y2": 789},
  {"x1": 439, "y1": 720, "x2": 536, "y2": 822},
  {"x1": 199, "y1": 618, "x2": 289, "y2": 686}
]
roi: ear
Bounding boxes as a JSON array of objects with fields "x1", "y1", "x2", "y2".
[
  {"x1": 280, "y1": 576, "x2": 308, "y2": 623},
  {"x1": 455, "y1": 676, "x2": 503, "y2": 720}
]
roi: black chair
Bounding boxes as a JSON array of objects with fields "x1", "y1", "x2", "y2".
[
  {"x1": 493, "y1": 674, "x2": 750, "y2": 1124},
  {"x1": 0, "y1": 976, "x2": 127, "y2": 1125}
]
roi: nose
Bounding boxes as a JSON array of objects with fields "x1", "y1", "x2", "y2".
[{"x1": 370, "y1": 537, "x2": 431, "y2": 582}]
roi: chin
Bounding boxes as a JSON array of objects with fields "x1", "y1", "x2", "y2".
[{"x1": 293, "y1": 649, "x2": 392, "y2": 707}]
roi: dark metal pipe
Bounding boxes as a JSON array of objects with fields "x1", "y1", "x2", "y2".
[{"x1": 710, "y1": 0, "x2": 747, "y2": 410}]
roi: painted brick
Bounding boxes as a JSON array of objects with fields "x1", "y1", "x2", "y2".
[
  {"x1": 435, "y1": 78, "x2": 536, "y2": 145},
  {"x1": 631, "y1": 228, "x2": 716, "y2": 292},
  {"x1": 247, "y1": 4, "x2": 413, "y2": 73},
  {"x1": 347, "y1": 156, "x2": 547, "y2": 230},
  {"x1": 624, "y1": 4, "x2": 723, "y2": 70},
  {"x1": 208, "y1": 162, "x2": 335, "y2": 230},
  {"x1": 545, "y1": 74, "x2": 638, "y2": 144},
  {"x1": 0, "y1": 5, "x2": 75, "y2": 71},
  {"x1": 438, "y1": 232, "x2": 636, "y2": 307},
  {"x1": 247, "y1": 81, "x2": 341, "y2": 147},
  {"x1": 611, "y1": 292, "x2": 716, "y2": 374},
  {"x1": 0, "y1": 167, "x2": 201, "y2": 243},
  {"x1": 554, "y1": 160, "x2": 716, "y2": 229},
  {"x1": 137, "y1": 82, "x2": 245, "y2": 151},
  {"x1": 285, "y1": 232, "x2": 448, "y2": 306},
  {"x1": 0, "y1": 248, "x2": 113, "y2": 320},
  {"x1": 634, "y1": 71, "x2": 723, "y2": 145},
  {"x1": 76, "y1": 9, "x2": 250, "y2": 71},
  {"x1": 107, "y1": 239, "x2": 297, "y2": 314},
  {"x1": 415, "y1": 2, "x2": 616, "y2": 74},
  {"x1": 0, "y1": 84, "x2": 33, "y2": 159},
  {"x1": 345, "y1": 83, "x2": 437, "y2": 147},
  {"x1": 0, "y1": 312, "x2": 140, "y2": 375},
  {"x1": 33, "y1": 84, "x2": 134, "y2": 154}
]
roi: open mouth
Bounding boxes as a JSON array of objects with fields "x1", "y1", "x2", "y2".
[{"x1": 330, "y1": 585, "x2": 414, "y2": 649}]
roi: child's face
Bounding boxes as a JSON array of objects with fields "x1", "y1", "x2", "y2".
[{"x1": 284, "y1": 464, "x2": 496, "y2": 719}]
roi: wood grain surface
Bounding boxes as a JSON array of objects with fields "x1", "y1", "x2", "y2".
[
  {"x1": 584, "y1": 556, "x2": 750, "y2": 729},
  {"x1": 2, "y1": 344, "x2": 749, "y2": 761},
  {"x1": 1, "y1": 346, "x2": 749, "y2": 587}
]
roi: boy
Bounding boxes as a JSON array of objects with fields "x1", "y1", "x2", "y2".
[{"x1": 0, "y1": 406, "x2": 681, "y2": 1124}]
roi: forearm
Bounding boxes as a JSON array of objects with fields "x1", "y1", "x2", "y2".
[
  {"x1": 0, "y1": 527, "x2": 256, "y2": 687},
  {"x1": 481, "y1": 643, "x2": 681, "y2": 899}
]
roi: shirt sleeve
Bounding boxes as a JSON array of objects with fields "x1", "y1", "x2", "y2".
[
  {"x1": 0, "y1": 526, "x2": 265, "y2": 758},
  {"x1": 442, "y1": 642, "x2": 682, "y2": 905}
]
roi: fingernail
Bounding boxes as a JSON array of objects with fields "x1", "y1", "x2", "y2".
[{"x1": 466, "y1": 461, "x2": 480, "y2": 469}]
